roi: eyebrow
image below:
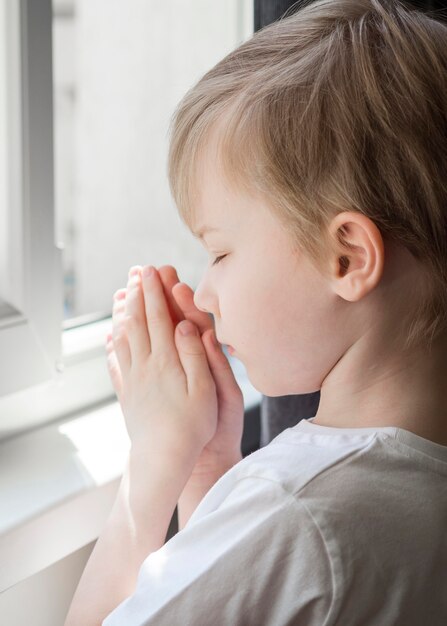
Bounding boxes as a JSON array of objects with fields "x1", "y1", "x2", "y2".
[{"x1": 192, "y1": 225, "x2": 222, "y2": 240}]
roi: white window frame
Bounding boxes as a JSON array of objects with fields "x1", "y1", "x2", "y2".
[
  {"x1": 0, "y1": 0, "x2": 116, "y2": 440},
  {"x1": 0, "y1": 0, "x2": 62, "y2": 397}
]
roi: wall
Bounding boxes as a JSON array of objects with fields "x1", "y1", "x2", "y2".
[{"x1": 0, "y1": 542, "x2": 95, "y2": 626}]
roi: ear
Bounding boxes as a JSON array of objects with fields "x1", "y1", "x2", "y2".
[{"x1": 328, "y1": 211, "x2": 385, "y2": 302}]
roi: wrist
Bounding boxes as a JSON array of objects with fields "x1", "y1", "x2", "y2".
[
  {"x1": 177, "y1": 451, "x2": 242, "y2": 531},
  {"x1": 187, "y1": 449, "x2": 242, "y2": 484},
  {"x1": 130, "y1": 435, "x2": 203, "y2": 468},
  {"x1": 125, "y1": 440, "x2": 203, "y2": 511}
]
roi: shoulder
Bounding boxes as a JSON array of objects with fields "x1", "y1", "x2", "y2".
[
  {"x1": 231, "y1": 425, "x2": 384, "y2": 497},
  {"x1": 186, "y1": 425, "x2": 387, "y2": 530},
  {"x1": 103, "y1": 474, "x2": 335, "y2": 626}
]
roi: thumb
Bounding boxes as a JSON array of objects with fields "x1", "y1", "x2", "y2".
[
  {"x1": 202, "y1": 329, "x2": 244, "y2": 410},
  {"x1": 175, "y1": 320, "x2": 213, "y2": 392}
]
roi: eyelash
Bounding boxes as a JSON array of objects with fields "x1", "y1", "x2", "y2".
[{"x1": 212, "y1": 254, "x2": 227, "y2": 266}]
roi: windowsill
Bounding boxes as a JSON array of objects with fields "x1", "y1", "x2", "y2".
[
  {"x1": 0, "y1": 350, "x2": 261, "y2": 593},
  {"x1": 0, "y1": 317, "x2": 115, "y2": 442},
  {"x1": 0, "y1": 400, "x2": 128, "y2": 593}
]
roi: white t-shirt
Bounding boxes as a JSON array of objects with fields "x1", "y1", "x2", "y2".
[{"x1": 103, "y1": 417, "x2": 447, "y2": 625}]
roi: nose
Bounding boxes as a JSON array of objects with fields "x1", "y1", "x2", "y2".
[{"x1": 193, "y1": 275, "x2": 219, "y2": 317}]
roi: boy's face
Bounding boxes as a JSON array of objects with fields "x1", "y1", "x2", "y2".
[{"x1": 191, "y1": 139, "x2": 348, "y2": 397}]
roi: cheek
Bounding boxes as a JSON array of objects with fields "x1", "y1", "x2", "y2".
[
  {"x1": 236, "y1": 255, "x2": 292, "y2": 322},
  {"x1": 243, "y1": 272, "x2": 342, "y2": 395},
  {"x1": 227, "y1": 271, "x2": 293, "y2": 350}
]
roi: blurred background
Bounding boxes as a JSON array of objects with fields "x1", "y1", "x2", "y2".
[{"x1": 52, "y1": 0, "x2": 253, "y2": 324}]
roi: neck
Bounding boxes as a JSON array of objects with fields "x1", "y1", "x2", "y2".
[{"x1": 313, "y1": 332, "x2": 447, "y2": 446}]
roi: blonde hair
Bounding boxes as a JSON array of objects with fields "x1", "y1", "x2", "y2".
[{"x1": 167, "y1": 0, "x2": 447, "y2": 352}]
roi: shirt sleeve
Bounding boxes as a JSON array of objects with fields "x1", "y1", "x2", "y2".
[{"x1": 102, "y1": 475, "x2": 333, "y2": 626}]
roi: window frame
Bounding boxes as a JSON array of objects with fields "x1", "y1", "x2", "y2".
[
  {"x1": 0, "y1": 0, "x2": 117, "y2": 439},
  {"x1": 0, "y1": 0, "x2": 63, "y2": 399}
]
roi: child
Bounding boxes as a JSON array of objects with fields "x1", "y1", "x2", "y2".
[{"x1": 65, "y1": 0, "x2": 447, "y2": 624}]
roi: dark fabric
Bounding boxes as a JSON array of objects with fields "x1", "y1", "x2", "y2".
[
  {"x1": 254, "y1": 0, "x2": 304, "y2": 32},
  {"x1": 260, "y1": 393, "x2": 320, "y2": 447},
  {"x1": 253, "y1": 0, "x2": 447, "y2": 31},
  {"x1": 408, "y1": 0, "x2": 447, "y2": 14}
]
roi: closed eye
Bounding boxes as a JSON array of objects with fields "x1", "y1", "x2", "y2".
[{"x1": 212, "y1": 254, "x2": 227, "y2": 266}]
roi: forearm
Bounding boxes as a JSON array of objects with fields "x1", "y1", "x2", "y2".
[
  {"x1": 177, "y1": 451, "x2": 243, "y2": 531},
  {"x1": 64, "y1": 444, "x2": 199, "y2": 626},
  {"x1": 177, "y1": 475, "x2": 220, "y2": 531}
]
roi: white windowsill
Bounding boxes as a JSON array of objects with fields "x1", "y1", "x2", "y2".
[
  {"x1": 0, "y1": 351, "x2": 261, "y2": 593},
  {"x1": 0, "y1": 400, "x2": 128, "y2": 593}
]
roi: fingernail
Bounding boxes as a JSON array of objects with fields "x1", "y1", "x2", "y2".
[
  {"x1": 143, "y1": 265, "x2": 154, "y2": 279},
  {"x1": 178, "y1": 320, "x2": 197, "y2": 336},
  {"x1": 211, "y1": 330, "x2": 218, "y2": 346}
]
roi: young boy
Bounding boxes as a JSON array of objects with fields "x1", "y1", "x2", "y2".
[{"x1": 65, "y1": 0, "x2": 447, "y2": 624}]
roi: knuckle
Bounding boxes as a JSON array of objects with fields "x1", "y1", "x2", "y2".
[
  {"x1": 113, "y1": 300, "x2": 125, "y2": 314},
  {"x1": 153, "y1": 353, "x2": 175, "y2": 374},
  {"x1": 123, "y1": 314, "x2": 141, "y2": 331},
  {"x1": 113, "y1": 327, "x2": 127, "y2": 343},
  {"x1": 111, "y1": 318, "x2": 123, "y2": 334},
  {"x1": 146, "y1": 311, "x2": 165, "y2": 327},
  {"x1": 182, "y1": 347, "x2": 204, "y2": 358}
]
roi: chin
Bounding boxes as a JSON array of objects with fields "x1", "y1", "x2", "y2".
[
  {"x1": 248, "y1": 376, "x2": 291, "y2": 397},
  {"x1": 248, "y1": 371, "x2": 321, "y2": 397}
]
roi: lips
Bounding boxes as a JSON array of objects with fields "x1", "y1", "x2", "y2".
[{"x1": 216, "y1": 336, "x2": 235, "y2": 355}]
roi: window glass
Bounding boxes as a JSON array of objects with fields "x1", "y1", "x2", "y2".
[{"x1": 53, "y1": 0, "x2": 253, "y2": 323}]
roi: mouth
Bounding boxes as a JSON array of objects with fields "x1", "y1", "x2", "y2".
[{"x1": 216, "y1": 336, "x2": 235, "y2": 355}]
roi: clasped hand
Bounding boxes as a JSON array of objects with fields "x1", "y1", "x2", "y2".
[{"x1": 105, "y1": 265, "x2": 244, "y2": 467}]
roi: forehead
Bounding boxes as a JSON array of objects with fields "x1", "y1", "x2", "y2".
[
  {"x1": 190, "y1": 119, "x2": 285, "y2": 242},
  {"x1": 191, "y1": 134, "x2": 240, "y2": 236}
]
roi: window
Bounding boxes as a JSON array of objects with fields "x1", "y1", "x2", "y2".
[
  {"x1": 0, "y1": 0, "x2": 62, "y2": 404},
  {"x1": 0, "y1": 0, "x2": 254, "y2": 440}
]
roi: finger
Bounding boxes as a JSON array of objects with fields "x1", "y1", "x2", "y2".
[
  {"x1": 112, "y1": 288, "x2": 131, "y2": 374},
  {"x1": 158, "y1": 265, "x2": 185, "y2": 325},
  {"x1": 114, "y1": 288, "x2": 127, "y2": 301},
  {"x1": 141, "y1": 266, "x2": 176, "y2": 356},
  {"x1": 124, "y1": 267, "x2": 151, "y2": 363},
  {"x1": 171, "y1": 282, "x2": 213, "y2": 335},
  {"x1": 201, "y1": 329, "x2": 244, "y2": 456},
  {"x1": 201, "y1": 328, "x2": 243, "y2": 408},
  {"x1": 105, "y1": 333, "x2": 123, "y2": 401},
  {"x1": 105, "y1": 332, "x2": 114, "y2": 354},
  {"x1": 175, "y1": 320, "x2": 214, "y2": 395}
]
